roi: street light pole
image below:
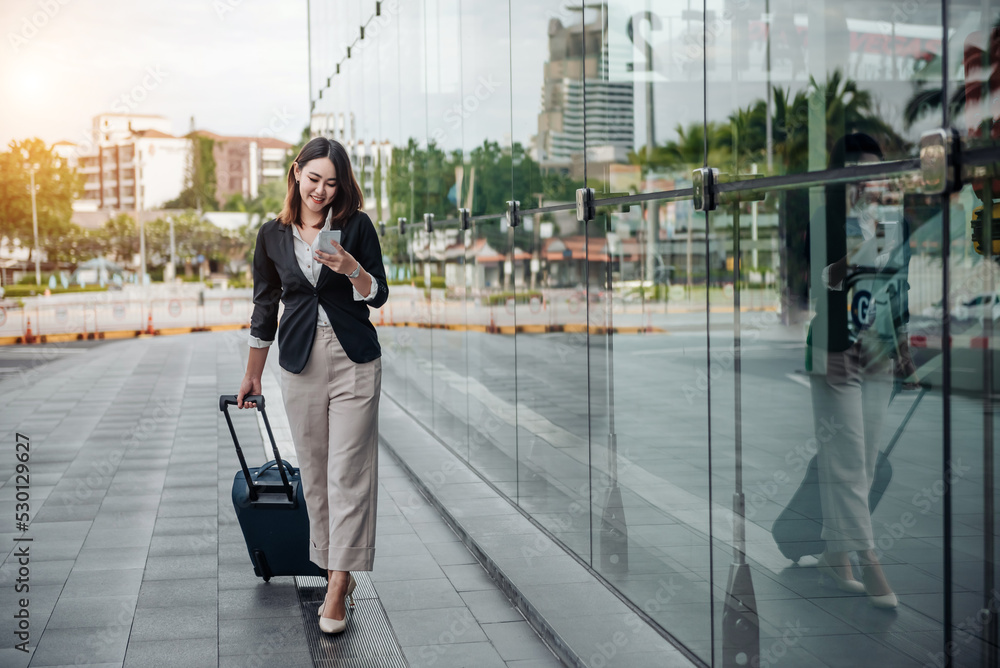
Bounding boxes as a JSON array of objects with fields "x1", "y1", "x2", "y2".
[
  {"x1": 135, "y1": 147, "x2": 146, "y2": 285},
  {"x1": 28, "y1": 165, "x2": 40, "y2": 285},
  {"x1": 167, "y1": 215, "x2": 177, "y2": 282}
]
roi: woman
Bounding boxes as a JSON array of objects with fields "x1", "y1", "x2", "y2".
[
  {"x1": 808, "y1": 132, "x2": 912, "y2": 609},
  {"x1": 237, "y1": 137, "x2": 389, "y2": 634}
]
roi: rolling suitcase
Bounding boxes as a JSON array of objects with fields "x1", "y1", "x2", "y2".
[
  {"x1": 219, "y1": 394, "x2": 325, "y2": 581},
  {"x1": 771, "y1": 386, "x2": 927, "y2": 563}
]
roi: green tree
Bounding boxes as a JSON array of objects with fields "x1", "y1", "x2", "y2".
[
  {"x1": 97, "y1": 213, "x2": 139, "y2": 265},
  {"x1": 0, "y1": 138, "x2": 82, "y2": 271},
  {"x1": 47, "y1": 224, "x2": 105, "y2": 265},
  {"x1": 145, "y1": 211, "x2": 244, "y2": 274},
  {"x1": 225, "y1": 180, "x2": 287, "y2": 268},
  {"x1": 374, "y1": 148, "x2": 383, "y2": 223},
  {"x1": 166, "y1": 134, "x2": 218, "y2": 210},
  {"x1": 285, "y1": 126, "x2": 311, "y2": 174}
]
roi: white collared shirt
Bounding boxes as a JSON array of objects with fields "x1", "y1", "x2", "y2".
[{"x1": 248, "y1": 217, "x2": 378, "y2": 348}]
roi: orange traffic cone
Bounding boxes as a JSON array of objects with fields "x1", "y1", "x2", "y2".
[
  {"x1": 146, "y1": 311, "x2": 155, "y2": 335},
  {"x1": 24, "y1": 317, "x2": 34, "y2": 344},
  {"x1": 379, "y1": 308, "x2": 385, "y2": 327}
]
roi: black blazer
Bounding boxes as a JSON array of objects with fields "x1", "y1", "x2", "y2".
[{"x1": 250, "y1": 210, "x2": 389, "y2": 373}]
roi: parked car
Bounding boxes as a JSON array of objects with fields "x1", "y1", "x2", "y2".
[
  {"x1": 923, "y1": 293, "x2": 1000, "y2": 321},
  {"x1": 961, "y1": 293, "x2": 1000, "y2": 320}
]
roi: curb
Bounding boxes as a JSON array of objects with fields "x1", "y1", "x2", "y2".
[{"x1": 1, "y1": 323, "x2": 249, "y2": 346}]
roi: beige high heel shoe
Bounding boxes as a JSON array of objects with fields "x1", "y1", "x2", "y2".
[
  {"x1": 861, "y1": 566, "x2": 898, "y2": 609},
  {"x1": 816, "y1": 553, "x2": 865, "y2": 594},
  {"x1": 318, "y1": 573, "x2": 356, "y2": 633}
]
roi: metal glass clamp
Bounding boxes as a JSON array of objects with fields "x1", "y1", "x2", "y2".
[
  {"x1": 424, "y1": 213, "x2": 434, "y2": 233},
  {"x1": 397, "y1": 217, "x2": 406, "y2": 235},
  {"x1": 377, "y1": 221, "x2": 385, "y2": 237},
  {"x1": 920, "y1": 128, "x2": 961, "y2": 195},
  {"x1": 459, "y1": 208, "x2": 471, "y2": 230},
  {"x1": 693, "y1": 167, "x2": 719, "y2": 212},
  {"x1": 506, "y1": 200, "x2": 520, "y2": 228},
  {"x1": 576, "y1": 187, "x2": 596, "y2": 222}
]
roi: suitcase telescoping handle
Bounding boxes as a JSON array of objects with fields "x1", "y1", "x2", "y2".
[
  {"x1": 882, "y1": 386, "x2": 927, "y2": 460},
  {"x1": 219, "y1": 394, "x2": 294, "y2": 503}
]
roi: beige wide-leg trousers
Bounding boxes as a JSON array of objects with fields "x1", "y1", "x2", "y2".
[
  {"x1": 280, "y1": 326, "x2": 381, "y2": 571},
  {"x1": 810, "y1": 337, "x2": 892, "y2": 553}
]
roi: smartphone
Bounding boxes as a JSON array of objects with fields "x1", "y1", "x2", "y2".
[{"x1": 317, "y1": 230, "x2": 342, "y2": 255}]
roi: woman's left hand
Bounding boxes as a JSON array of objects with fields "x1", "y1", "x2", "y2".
[{"x1": 315, "y1": 241, "x2": 360, "y2": 276}]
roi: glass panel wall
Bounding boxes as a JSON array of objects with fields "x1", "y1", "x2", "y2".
[
  {"x1": 947, "y1": 2, "x2": 1000, "y2": 665},
  {"x1": 705, "y1": 1, "x2": 947, "y2": 665},
  {"x1": 312, "y1": 0, "x2": 1000, "y2": 664},
  {"x1": 508, "y1": 0, "x2": 594, "y2": 556}
]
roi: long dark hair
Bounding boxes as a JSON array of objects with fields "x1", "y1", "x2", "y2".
[
  {"x1": 277, "y1": 137, "x2": 364, "y2": 228},
  {"x1": 822, "y1": 132, "x2": 885, "y2": 352}
]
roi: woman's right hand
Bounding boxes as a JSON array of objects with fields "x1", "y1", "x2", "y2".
[{"x1": 238, "y1": 376, "x2": 261, "y2": 409}]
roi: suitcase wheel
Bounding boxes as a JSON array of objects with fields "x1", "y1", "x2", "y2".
[{"x1": 253, "y1": 549, "x2": 272, "y2": 582}]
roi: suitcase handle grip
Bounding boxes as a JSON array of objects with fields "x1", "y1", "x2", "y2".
[
  {"x1": 220, "y1": 394, "x2": 264, "y2": 411},
  {"x1": 218, "y1": 394, "x2": 294, "y2": 503},
  {"x1": 256, "y1": 459, "x2": 296, "y2": 478}
]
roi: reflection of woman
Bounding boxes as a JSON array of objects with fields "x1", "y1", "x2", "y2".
[
  {"x1": 808, "y1": 133, "x2": 912, "y2": 609},
  {"x1": 237, "y1": 138, "x2": 389, "y2": 633}
]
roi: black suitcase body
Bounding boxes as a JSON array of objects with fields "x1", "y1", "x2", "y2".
[
  {"x1": 771, "y1": 387, "x2": 925, "y2": 562},
  {"x1": 220, "y1": 394, "x2": 325, "y2": 581}
]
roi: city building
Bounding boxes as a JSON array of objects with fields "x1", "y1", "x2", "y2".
[
  {"x1": 56, "y1": 114, "x2": 189, "y2": 214},
  {"x1": 311, "y1": 112, "x2": 392, "y2": 222},
  {"x1": 191, "y1": 130, "x2": 294, "y2": 205},
  {"x1": 57, "y1": 115, "x2": 295, "y2": 224},
  {"x1": 534, "y1": 12, "x2": 635, "y2": 178}
]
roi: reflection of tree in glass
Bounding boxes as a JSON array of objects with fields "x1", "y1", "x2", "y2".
[
  {"x1": 386, "y1": 138, "x2": 585, "y2": 253},
  {"x1": 629, "y1": 70, "x2": 907, "y2": 177},
  {"x1": 901, "y1": 18, "x2": 1000, "y2": 134}
]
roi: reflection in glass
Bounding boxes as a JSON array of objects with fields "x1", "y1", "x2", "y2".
[{"x1": 805, "y1": 134, "x2": 912, "y2": 609}]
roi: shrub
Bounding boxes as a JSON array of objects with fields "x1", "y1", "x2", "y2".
[
  {"x1": 483, "y1": 291, "x2": 544, "y2": 306},
  {"x1": 387, "y1": 276, "x2": 446, "y2": 289},
  {"x1": 3, "y1": 285, "x2": 108, "y2": 298}
]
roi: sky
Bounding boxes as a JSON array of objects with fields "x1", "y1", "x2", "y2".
[{"x1": 0, "y1": 0, "x2": 310, "y2": 149}]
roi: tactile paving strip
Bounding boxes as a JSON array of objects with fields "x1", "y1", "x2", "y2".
[{"x1": 295, "y1": 574, "x2": 408, "y2": 667}]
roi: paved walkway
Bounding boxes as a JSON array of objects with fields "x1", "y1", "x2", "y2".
[{"x1": 0, "y1": 330, "x2": 563, "y2": 668}]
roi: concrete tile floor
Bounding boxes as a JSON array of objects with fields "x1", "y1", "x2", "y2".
[{"x1": 0, "y1": 332, "x2": 563, "y2": 668}]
